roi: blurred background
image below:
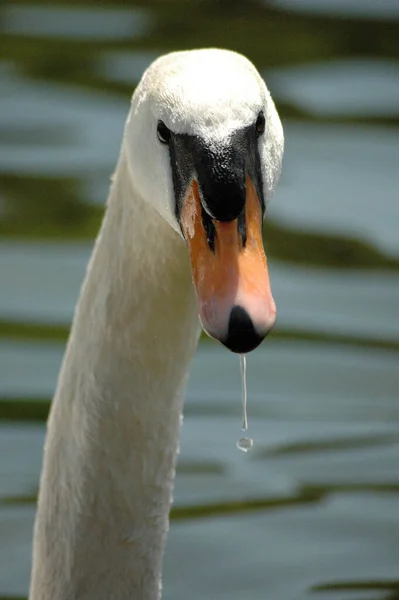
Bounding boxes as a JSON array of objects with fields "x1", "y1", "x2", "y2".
[{"x1": 1, "y1": 1, "x2": 399, "y2": 598}]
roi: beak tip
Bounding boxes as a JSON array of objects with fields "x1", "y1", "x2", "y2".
[{"x1": 207, "y1": 305, "x2": 275, "y2": 354}]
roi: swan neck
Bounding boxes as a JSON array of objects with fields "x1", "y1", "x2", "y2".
[{"x1": 30, "y1": 150, "x2": 199, "y2": 600}]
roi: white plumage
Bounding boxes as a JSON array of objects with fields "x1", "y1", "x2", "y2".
[{"x1": 29, "y1": 48, "x2": 283, "y2": 600}]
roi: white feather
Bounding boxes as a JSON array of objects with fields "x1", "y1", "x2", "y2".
[{"x1": 29, "y1": 48, "x2": 283, "y2": 600}]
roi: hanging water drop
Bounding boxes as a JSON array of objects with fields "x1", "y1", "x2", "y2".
[
  {"x1": 237, "y1": 354, "x2": 253, "y2": 452},
  {"x1": 240, "y1": 354, "x2": 248, "y2": 431},
  {"x1": 237, "y1": 437, "x2": 253, "y2": 452}
]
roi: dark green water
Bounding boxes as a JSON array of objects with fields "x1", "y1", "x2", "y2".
[{"x1": 0, "y1": 1, "x2": 398, "y2": 598}]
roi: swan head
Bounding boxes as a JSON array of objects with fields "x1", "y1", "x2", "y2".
[{"x1": 125, "y1": 48, "x2": 284, "y2": 353}]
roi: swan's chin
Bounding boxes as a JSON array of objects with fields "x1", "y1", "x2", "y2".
[{"x1": 181, "y1": 177, "x2": 276, "y2": 354}]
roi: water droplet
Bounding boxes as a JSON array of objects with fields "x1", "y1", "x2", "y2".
[
  {"x1": 240, "y1": 354, "x2": 248, "y2": 431},
  {"x1": 237, "y1": 354, "x2": 254, "y2": 452},
  {"x1": 237, "y1": 437, "x2": 253, "y2": 453}
]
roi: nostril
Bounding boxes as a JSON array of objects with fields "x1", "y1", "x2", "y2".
[{"x1": 223, "y1": 305, "x2": 267, "y2": 354}]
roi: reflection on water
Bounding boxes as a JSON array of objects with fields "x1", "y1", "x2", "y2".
[
  {"x1": 0, "y1": 1, "x2": 398, "y2": 599},
  {"x1": 2, "y1": 5, "x2": 150, "y2": 40},
  {"x1": 268, "y1": 0, "x2": 399, "y2": 20},
  {"x1": 312, "y1": 579, "x2": 399, "y2": 599},
  {"x1": 268, "y1": 59, "x2": 399, "y2": 117}
]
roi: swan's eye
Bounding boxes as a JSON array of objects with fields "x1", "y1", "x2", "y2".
[
  {"x1": 157, "y1": 120, "x2": 171, "y2": 144},
  {"x1": 255, "y1": 112, "x2": 265, "y2": 137}
]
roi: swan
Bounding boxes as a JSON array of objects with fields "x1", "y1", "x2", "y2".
[{"x1": 29, "y1": 48, "x2": 284, "y2": 600}]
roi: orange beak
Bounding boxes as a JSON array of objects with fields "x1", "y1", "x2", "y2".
[{"x1": 181, "y1": 175, "x2": 276, "y2": 353}]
